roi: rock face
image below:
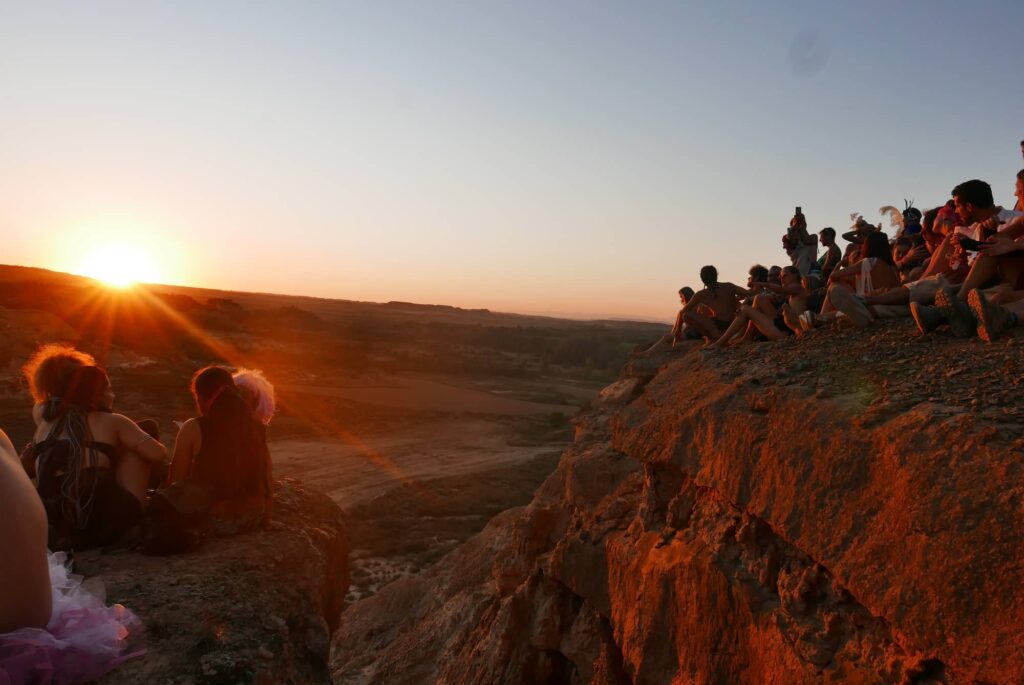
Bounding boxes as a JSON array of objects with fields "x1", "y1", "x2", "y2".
[
  {"x1": 88, "y1": 479, "x2": 348, "y2": 685},
  {"x1": 331, "y1": 324, "x2": 1024, "y2": 684}
]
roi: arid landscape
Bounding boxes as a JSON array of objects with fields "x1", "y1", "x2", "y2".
[{"x1": 0, "y1": 263, "x2": 665, "y2": 603}]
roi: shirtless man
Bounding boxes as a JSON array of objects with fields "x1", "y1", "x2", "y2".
[
  {"x1": 681, "y1": 265, "x2": 747, "y2": 340},
  {"x1": 0, "y1": 427, "x2": 51, "y2": 632},
  {"x1": 710, "y1": 266, "x2": 807, "y2": 346}
]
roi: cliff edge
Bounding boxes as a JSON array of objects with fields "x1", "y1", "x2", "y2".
[
  {"x1": 86, "y1": 478, "x2": 349, "y2": 685},
  {"x1": 331, "y1": 320, "x2": 1024, "y2": 684}
]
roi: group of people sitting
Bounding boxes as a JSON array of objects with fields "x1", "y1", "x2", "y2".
[
  {"x1": 650, "y1": 170, "x2": 1024, "y2": 351},
  {"x1": 0, "y1": 344, "x2": 277, "y2": 681}
]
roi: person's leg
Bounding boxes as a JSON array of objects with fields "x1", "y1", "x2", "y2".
[
  {"x1": 708, "y1": 310, "x2": 749, "y2": 347},
  {"x1": 871, "y1": 305, "x2": 911, "y2": 319},
  {"x1": 969, "y1": 289, "x2": 1023, "y2": 341},
  {"x1": 782, "y1": 303, "x2": 805, "y2": 334},
  {"x1": 744, "y1": 307, "x2": 790, "y2": 341},
  {"x1": 670, "y1": 309, "x2": 685, "y2": 342},
  {"x1": 827, "y1": 284, "x2": 873, "y2": 327},
  {"x1": 115, "y1": 454, "x2": 152, "y2": 505},
  {"x1": 752, "y1": 294, "x2": 777, "y2": 318},
  {"x1": 956, "y1": 254, "x2": 999, "y2": 299},
  {"x1": 684, "y1": 312, "x2": 725, "y2": 341},
  {"x1": 864, "y1": 286, "x2": 910, "y2": 306}
]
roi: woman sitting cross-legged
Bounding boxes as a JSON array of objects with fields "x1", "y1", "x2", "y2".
[
  {"x1": 167, "y1": 366, "x2": 273, "y2": 536},
  {"x1": 708, "y1": 266, "x2": 808, "y2": 347},
  {"x1": 23, "y1": 345, "x2": 167, "y2": 550}
]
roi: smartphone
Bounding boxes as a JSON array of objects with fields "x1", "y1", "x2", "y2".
[{"x1": 958, "y1": 238, "x2": 988, "y2": 252}]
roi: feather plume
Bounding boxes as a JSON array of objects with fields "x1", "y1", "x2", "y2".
[{"x1": 879, "y1": 205, "x2": 904, "y2": 230}]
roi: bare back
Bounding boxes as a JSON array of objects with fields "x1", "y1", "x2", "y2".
[
  {"x1": 0, "y1": 430, "x2": 51, "y2": 632},
  {"x1": 695, "y1": 282, "x2": 744, "y2": 321}
]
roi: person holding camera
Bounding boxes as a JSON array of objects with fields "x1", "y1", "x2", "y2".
[{"x1": 783, "y1": 207, "x2": 818, "y2": 276}]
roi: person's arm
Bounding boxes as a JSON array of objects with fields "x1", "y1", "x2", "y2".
[
  {"x1": 680, "y1": 291, "x2": 706, "y2": 314},
  {"x1": 828, "y1": 259, "x2": 862, "y2": 284},
  {"x1": 0, "y1": 428, "x2": 16, "y2": 463},
  {"x1": 751, "y1": 281, "x2": 802, "y2": 296},
  {"x1": 263, "y1": 437, "x2": 274, "y2": 526},
  {"x1": 979, "y1": 232, "x2": 1024, "y2": 257},
  {"x1": 168, "y1": 419, "x2": 200, "y2": 484},
  {"x1": 997, "y1": 214, "x2": 1024, "y2": 239},
  {"x1": 114, "y1": 414, "x2": 167, "y2": 464},
  {"x1": 919, "y1": 234, "x2": 954, "y2": 280}
]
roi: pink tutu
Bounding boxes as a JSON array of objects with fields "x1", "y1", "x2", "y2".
[{"x1": 0, "y1": 552, "x2": 144, "y2": 685}]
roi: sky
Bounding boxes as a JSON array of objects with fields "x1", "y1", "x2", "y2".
[{"x1": 1, "y1": 1, "x2": 1022, "y2": 321}]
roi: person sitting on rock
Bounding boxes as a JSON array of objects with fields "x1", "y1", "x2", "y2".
[
  {"x1": 22, "y1": 345, "x2": 167, "y2": 550},
  {"x1": 0, "y1": 425, "x2": 145, "y2": 680},
  {"x1": 641, "y1": 286, "x2": 706, "y2": 354},
  {"x1": 169, "y1": 366, "x2": 273, "y2": 533},
  {"x1": 911, "y1": 180, "x2": 1024, "y2": 335},
  {"x1": 817, "y1": 227, "x2": 842, "y2": 281},
  {"x1": 966, "y1": 287, "x2": 1024, "y2": 341},
  {"x1": 0, "y1": 426, "x2": 51, "y2": 633},
  {"x1": 680, "y1": 265, "x2": 748, "y2": 341},
  {"x1": 800, "y1": 232, "x2": 902, "y2": 329},
  {"x1": 709, "y1": 266, "x2": 807, "y2": 346}
]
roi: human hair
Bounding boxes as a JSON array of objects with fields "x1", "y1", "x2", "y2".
[
  {"x1": 189, "y1": 366, "x2": 270, "y2": 502},
  {"x1": 951, "y1": 179, "x2": 994, "y2": 209},
  {"x1": 233, "y1": 369, "x2": 275, "y2": 426},
  {"x1": 781, "y1": 265, "x2": 800, "y2": 279},
  {"x1": 861, "y1": 232, "x2": 895, "y2": 265},
  {"x1": 59, "y1": 366, "x2": 110, "y2": 416},
  {"x1": 191, "y1": 366, "x2": 236, "y2": 415},
  {"x1": 23, "y1": 344, "x2": 96, "y2": 403},
  {"x1": 699, "y1": 265, "x2": 718, "y2": 288},
  {"x1": 679, "y1": 286, "x2": 695, "y2": 300},
  {"x1": 1017, "y1": 168, "x2": 1024, "y2": 182},
  {"x1": 748, "y1": 264, "x2": 768, "y2": 283},
  {"x1": 819, "y1": 227, "x2": 836, "y2": 240}
]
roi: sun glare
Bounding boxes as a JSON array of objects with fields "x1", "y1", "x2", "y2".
[{"x1": 77, "y1": 244, "x2": 161, "y2": 288}]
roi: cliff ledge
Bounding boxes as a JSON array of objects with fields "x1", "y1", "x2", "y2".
[
  {"x1": 332, "y1": 320, "x2": 1024, "y2": 684},
  {"x1": 87, "y1": 478, "x2": 349, "y2": 685}
]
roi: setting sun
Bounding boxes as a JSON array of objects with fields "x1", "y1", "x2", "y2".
[{"x1": 77, "y1": 244, "x2": 162, "y2": 288}]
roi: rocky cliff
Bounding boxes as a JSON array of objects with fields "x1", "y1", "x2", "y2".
[
  {"x1": 88, "y1": 479, "x2": 349, "y2": 685},
  {"x1": 331, "y1": 321, "x2": 1024, "y2": 684}
]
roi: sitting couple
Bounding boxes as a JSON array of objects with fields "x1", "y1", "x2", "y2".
[{"x1": 21, "y1": 344, "x2": 275, "y2": 552}]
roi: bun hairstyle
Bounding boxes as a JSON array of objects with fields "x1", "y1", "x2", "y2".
[
  {"x1": 23, "y1": 344, "x2": 97, "y2": 404},
  {"x1": 232, "y1": 369, "x2": 275, "y2": 426}
]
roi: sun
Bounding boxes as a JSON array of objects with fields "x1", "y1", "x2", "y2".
[{"x1": 76, "y1": 244, "x2": 162, "y2": 288}]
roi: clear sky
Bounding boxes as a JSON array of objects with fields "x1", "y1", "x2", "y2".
[{"x1": 2, "y1": 1, "x2": 1021, "y2": 321}]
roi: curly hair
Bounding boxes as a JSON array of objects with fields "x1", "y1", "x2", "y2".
[{"x1": 23, "y1": 344, "x2": 96, "y2": 403}]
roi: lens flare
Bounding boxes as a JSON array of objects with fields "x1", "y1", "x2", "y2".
[{"x1": 76, "y1": 244, "x2": 161, "y2": 288}]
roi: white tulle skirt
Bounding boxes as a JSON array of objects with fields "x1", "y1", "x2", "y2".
[{"x1": 0, "y1": 551, "x2": 144, "y2": 685}]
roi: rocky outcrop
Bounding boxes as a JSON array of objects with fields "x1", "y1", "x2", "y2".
[
  {"x1": 331, "y1": 322, "x2": 1024, "y2": 684},
  {"x1": 87, "y1": 479, "x2": 348, "y2": 685}
]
